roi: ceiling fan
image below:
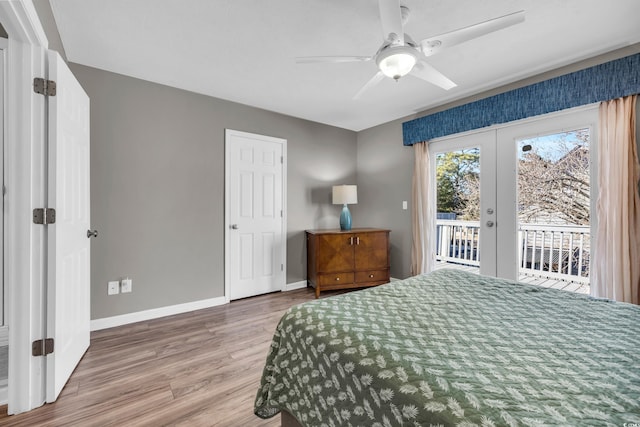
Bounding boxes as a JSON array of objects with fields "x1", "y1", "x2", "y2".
[{"x1": 296, "y1": 0, "x2": 525, "y2": 99}]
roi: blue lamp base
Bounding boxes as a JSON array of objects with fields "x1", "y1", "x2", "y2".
[{"x1": 340, "y1": 204, "x2": 352, "y2": 231}]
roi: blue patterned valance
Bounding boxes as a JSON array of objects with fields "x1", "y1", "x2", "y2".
[{"x1": 402, "y1": 53, "x2": 640, "y2": 146}]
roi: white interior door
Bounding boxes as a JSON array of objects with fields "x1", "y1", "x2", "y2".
[
  {"x1": 225, "y1": 130, "x2": 285, "y2": 301},
  {"x1": 46, "y1": 51, "x2": 90, "y2": 402}
]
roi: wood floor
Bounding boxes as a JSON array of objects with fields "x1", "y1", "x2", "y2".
[{"x1": 0, "y1": 287, "x2": 328, "y2": 427}]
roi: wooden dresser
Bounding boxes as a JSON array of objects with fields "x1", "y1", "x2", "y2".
[{"x1": 306, "y1": 228, "x2": 390, "y2": 298}]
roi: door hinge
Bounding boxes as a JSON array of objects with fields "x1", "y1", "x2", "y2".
[
  {"x1": 33, "y1": 208, "x2": 56, "y2": 224},
  {"x1": 280, "y1": 210, "x2": 283, "y2": 217},
  {"x1": 281, "y1": 264, "x2": 284, "y2": 271},
  {"x1": 280, "y1": 156, "x2": 283, "y2": 164},
  {"x1": 34, "y1": 78, "x2": 57, "y2": 96},
  {"x1": 32, "y1": 338, "x2": 55, "y2": 356}
]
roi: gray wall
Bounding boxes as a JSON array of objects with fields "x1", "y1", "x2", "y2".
[
  {"x1": 355, "y1": 120, "x2": 413, "y2": 279},
  {"x1": 70, "y1": 64, "x2": 356, "y2": 319}
]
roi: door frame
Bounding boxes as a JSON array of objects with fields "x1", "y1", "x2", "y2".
[
  {"x1": 224, "y1": 129, "x2": 287, "y2": 303},
  {"x1": 0, "y1": 1, "x2": 49, "y2": 414},
  {"x1": 1, "y1": 37, "x2": 6, "y2": 336}
]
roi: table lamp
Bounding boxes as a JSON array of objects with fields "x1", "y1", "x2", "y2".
[{"x1": 332, "y1": 185, "x2": 358, "y2": 231}]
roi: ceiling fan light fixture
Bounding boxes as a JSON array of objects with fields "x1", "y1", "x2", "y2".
[{"x1": 376, "y1": 46, "x2": 417, "y2": 80}]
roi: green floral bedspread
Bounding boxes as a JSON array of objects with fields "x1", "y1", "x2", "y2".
[{"x1": 254, "y1": 269, "x2": 640, "y2": 426}]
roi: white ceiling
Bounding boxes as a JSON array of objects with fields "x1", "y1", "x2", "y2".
[{"x1": 49, "y1": 0, "x2": 640, "y2": 132}]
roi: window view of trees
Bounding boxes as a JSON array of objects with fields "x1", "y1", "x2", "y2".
[
  {"x1": 435, "y1": 129, "x2": 590, "y2": 226},
  {"x1": 517, "y1": 130, "x2": 590, "y2": 225},
  {"x1": 436, "y1": 149, "x2": 480, "y2": 220}
]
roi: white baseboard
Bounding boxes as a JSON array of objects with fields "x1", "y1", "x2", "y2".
[
  {"x1": 283, "y1": 280, "x2": 307, "y2": 291},
  {"x1": 90, "y1": 296, "x2": 227, "y2": 331},
  {"x1": 0, "y1": 326, "x2": 7, "y2": 346},
  {"x1": 91, "y1": 282, "x2": 310, "y2": 331},
  {"x1": 0, "y1": 379, "x2": 6, "y2": 406}
]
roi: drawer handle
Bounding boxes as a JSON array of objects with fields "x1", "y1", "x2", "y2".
[
  {"x1": 335, "y1": 277, "x2": 340, "y2": 281},
  {"x1": 369, "y1": 274, "x2": 374, "y2": 278}
]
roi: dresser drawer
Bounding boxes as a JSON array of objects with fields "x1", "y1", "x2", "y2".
[
  {"x1": 317, "y1": 272, "x2": 354, "y2": 286},
  {"x1": 355, "y1": 269, "x2": 389, "y2": 283}
]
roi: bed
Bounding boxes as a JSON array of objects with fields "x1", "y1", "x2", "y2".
[{"x1": 254, "y1": 269, "x2": 640, "y2": 426}]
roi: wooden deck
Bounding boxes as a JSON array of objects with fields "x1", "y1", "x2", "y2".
[{"x1": 434, "y1": 261, "x2": 590, "y2": 295}]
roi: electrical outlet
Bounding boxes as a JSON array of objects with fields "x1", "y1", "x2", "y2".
[
  {"x1": 121, "y1": 278, "x2": 132, "y2": 293},
  {"x1": 108, "y1": 281, "x2": 120, "y2": 295}
]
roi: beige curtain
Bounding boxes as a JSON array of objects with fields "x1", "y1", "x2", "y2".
[
  {"x1": 592, "y1": 95, "x2": 640, "y2": 304},
  {"x1": 411, "y1": 142, "x2": 436, "y2": 275}
]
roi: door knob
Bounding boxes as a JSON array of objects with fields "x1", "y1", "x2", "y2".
[
  {"x1": 230, "y1": 224, "x2": 239, "y2": 229},
  {"x1": 87, "y1": 229, "x2": 98, "y2": 238},
  {"x1": 486, "y1": 221, "x2": 495, "y2": 228}
]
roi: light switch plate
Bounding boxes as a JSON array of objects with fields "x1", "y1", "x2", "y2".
[{"x1": 402, "y1": 201, "x2": 408, "y2": 210}]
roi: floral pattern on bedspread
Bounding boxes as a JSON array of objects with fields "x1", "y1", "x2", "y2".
[{"x1": 254, "y1": 269, "x2": 640, "y2": 426}]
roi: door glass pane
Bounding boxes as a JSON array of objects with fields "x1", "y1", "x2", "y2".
[
  {"x1": 516, "y1": 129, "x2": 591, "y2": 293},
  {"x1": 435, "y1": 148, "x2": 481, "y2": 271}
]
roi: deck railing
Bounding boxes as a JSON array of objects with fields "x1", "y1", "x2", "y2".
[
  {"x1": 518, "y1": 223, "x2": 590, "y2": 284},
  {"x1": 435, "y1": 220, "x2": 590, "y2": 283},
  {"x1": 436, "y1": 220, "x2": 481, "y2": 266}
]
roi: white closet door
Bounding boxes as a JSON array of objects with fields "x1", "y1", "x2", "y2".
[
  {"x1": 46, "y1": 51, "x2": 91, "y2": 402},
  {"x1": 225, "y1": 130, "x2": 286, "y2": 301}
]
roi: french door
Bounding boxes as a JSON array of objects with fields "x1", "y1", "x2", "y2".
[
  {"x1": 430, "y1": 106, "x2": 598, "y2": 282},
  {"x1": 430, "y1": 130, "x2": 497, "y2": 276},
  {"x1": 496, "y1": 107, "x2": 598, "y2": 283}
]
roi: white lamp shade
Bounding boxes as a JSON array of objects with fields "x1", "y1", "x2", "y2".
[{"x1": 332, "y1": 185, "x2": 358, "y2": 205}]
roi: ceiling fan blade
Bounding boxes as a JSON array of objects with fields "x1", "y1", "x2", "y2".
[
  {"x1": 295, "y1": 56, "x2": 372, "y2": 64},
  {"x1": 353, "y1": 71, "x2": 385, "y2": 100},
  {"x1": 420, "y1": 10, "x2": 525, "y2": 56},
  {"x1": 411, "y1": 57, "x2": 457, "y2": 90},
  {"x1": 378, "y1": 0, "x2": 404, "y2": 44}
]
